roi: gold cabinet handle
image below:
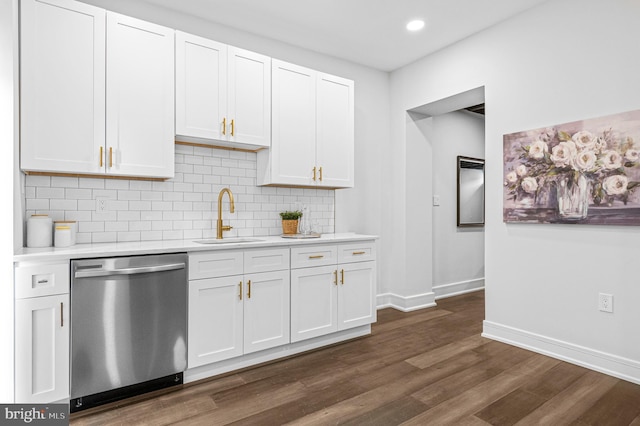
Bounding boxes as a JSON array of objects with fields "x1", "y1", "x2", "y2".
[
  {"x1": 239, "y1": 281, "x2": 243, "y2": 300},
  {"x1": 247, "y1": 280, "x2": 251, "y2": 299},
  {"x1": 312, "y1": 166, "x2": 317, "y2": 181},
  {"x1": 319, "y1": 167, "x2": 323, "y2": 181},
  {"x1": 340, "y1": 269, "x2": 344, "y2": 285},
  {"x1": 353, "y1": 251, "x2": 366, "y2": 255},
  {"x1": 333, "y1": 270, "x2": 338, "y2": 285},
  {"x1": 230, "y1": 119, "x2": 235, "y2": 136},
  {"x1": 309, "y1": 255, "x2": 324, "y2": 259},
  {"x1": 222, "y1": 117, "x2": 227, "y2": 135},
  {"x1": 109, "y1": 147, "x2": 113, "y2": 168},
  {"x1": 99, "y1": 146, "x2": 103, "y2": 167},
  {"x1": 60, "y1": 302, "x2": 64, "y2": 327}
]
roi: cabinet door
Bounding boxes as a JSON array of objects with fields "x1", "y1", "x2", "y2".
[
  {"x1": 106, "y1": 12, "x2": 174, "y2": 178},
  {"x1": 270, "y1": 59, "x2": 317, "y2": 186},
  {"x1": 175, "y1": 31, "x2": 227, "y2": 141},
  {"x1": 227, "y1": 47, "x2": 271, "y2": 147},
  {"x1": 243, "y1": 270, "x2": 290, "y2": 354},
  {"x1": 188, "y1": 277, "x2": 243, "y2": 367},
  {"x1": 316, "y1": 73, "x2": 355, "y2": 188},
  {"x1": 20, "y1": 0, "x2": 105, "y2": 174},
  {"x1": 15, "y1": 294, "x2": 69, "y2": 403},
  {"x1": 338, "y1": 261, "x2": 376, "y2": 330},
  {"x1": 290, "y1": 265, "x2": 337, "y2": 342}
]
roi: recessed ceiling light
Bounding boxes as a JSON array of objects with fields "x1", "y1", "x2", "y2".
[{"x1": 406, "y1": 19, "x2": 425, "y2": 32}]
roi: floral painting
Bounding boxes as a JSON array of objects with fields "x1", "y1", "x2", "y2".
[{"x1": 503, "y1": 109, "x2": 640, "y2": 225}]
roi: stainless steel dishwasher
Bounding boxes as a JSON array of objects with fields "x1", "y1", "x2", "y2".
[{"x1": 70, "y1": 253, "x2": 187, "y2": 412}]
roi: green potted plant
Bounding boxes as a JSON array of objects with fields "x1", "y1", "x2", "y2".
[{"x1": 279, "y1": 210, "x2": 302, "y2": 234}]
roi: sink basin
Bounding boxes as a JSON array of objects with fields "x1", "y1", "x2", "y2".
[{"x1": 194, "y1": 238, "x2": 264, "y2": 245}]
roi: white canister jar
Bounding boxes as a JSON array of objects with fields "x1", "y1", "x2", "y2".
[
  {"x1": 27, "y1": 214, "x2": 53, "y2": 248},
  {"x1": 54, "y1": 226, "x2": 72, "y2": 248},
  {"x1": 54, "y1": 220, "x2": 77, "y2": 245}
]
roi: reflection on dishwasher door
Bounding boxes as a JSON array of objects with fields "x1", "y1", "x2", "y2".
[{"x1": 70, "y1": 253, "x2": 187, "y2": 412}]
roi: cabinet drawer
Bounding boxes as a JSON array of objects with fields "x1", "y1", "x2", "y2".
[
  {"x1": 15, "y1": 262, "x2": 70, "y2": 299},
  {"x1": 244, "y1": 248, "x2": 290, "y2": 274},
  {"x1": 189, "y1": 251, "x2": 243, "y2": 280},
  {"x1": 291, "y1": 245, "x2": 337, "y2": 269},
  {"x1": 337, "y1": 241, "x2": 376, "y2": 264}
]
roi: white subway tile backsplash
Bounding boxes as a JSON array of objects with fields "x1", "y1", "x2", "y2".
[
  {"x1": 129, "y1": 201, "x2": 152, "y2": 211},
  {"x1": 105, "y1": 179, "x2": 129, "y2": 190},
  {"x1": 50, "y1": 199, "x2": 78, "y2": 211},
  {"x1": 26, "y1": 175, "x2": 51, "y2": 187},
  {"x1": 51, "y1": 176, "x2": 79, "y2": 188},
  {"x1": 26, "y1": 198, "x2": 49, "y2": 210},
  {"x1": 37, "y1": 187, "x2": 65, "y2": 199},
  {"x1": 129, "y1": 221, "x2": 152, "y2": 231},
  {"x1": 105, "y1": 221, "x2": 128, "y2": 232},
  {"x1": 118, "y1": 190, "x2": 141, "y2": 201},
  {"x1": 79, "y1": 178, "x2": 104, "y2": 189},
  {"x1": 66, "y1": 188, "x2": 92, "y2": 200},
  {"x1": 117, "y1": 231, "x2": 140, "y2": 242},
  {"x1": 24, "y1": 147, "x2": 335, "y2": 243}
]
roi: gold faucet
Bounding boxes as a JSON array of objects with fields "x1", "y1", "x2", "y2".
[{"x1": 216, "y1": 188, "x2": 235, "y2": 239}]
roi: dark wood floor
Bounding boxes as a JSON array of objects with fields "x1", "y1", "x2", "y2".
[{"x1": 71, "y1": 291, "x2": 640, "y2": 425}]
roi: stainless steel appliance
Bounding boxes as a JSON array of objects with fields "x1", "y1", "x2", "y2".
[{"x1": 70, "y1": 253, "x2": 187, "y2": 412}]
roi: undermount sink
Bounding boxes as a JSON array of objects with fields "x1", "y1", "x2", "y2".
[{"x1": 193, "y1": 238, "x2": 264, "y2": 245}]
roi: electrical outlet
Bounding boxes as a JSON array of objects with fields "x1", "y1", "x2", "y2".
[
  {"x1": 433, "y1": 195, "x2": 441, "y2": 206},
  {"x1": 96, "y1": 197, "x2": 108, "y2": 212},
  {"x1": 598, "y1": 293, "x2": 613, "y2": 313}
]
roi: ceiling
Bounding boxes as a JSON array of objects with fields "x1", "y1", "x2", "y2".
[{"x1": 139, "y1": 0, "x2": 549, "y2": 72}]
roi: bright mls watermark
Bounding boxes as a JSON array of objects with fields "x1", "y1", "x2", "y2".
[{"x1": 1, "y1": 404, "x2": 68, "y2": 425}]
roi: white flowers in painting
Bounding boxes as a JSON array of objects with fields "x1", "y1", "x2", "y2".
[
  {"x1": 601, "y1": 150, "x2": 623, "y2": 170},
  {"x1": 550, "y1": 141, "x2": 577, "y2": 168},
  {"x1": 603, "y1": 175, "x2": 628, "y2": 195},
  {"x1": 505, "y1": 126, "x2": 640, "y2": 205},
  {"x1": 521, "y1": 177, "x2": 539, "y2": 193},
  {"x1": 528, "y1": 140, "x2": 548, "y2": 159}
]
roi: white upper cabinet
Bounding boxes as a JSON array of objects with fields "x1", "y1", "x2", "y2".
[
  {"x1": 316, "y1": 73, "x2": 355, "y2": 188},
  {"x1": 106, "y1": 13, "x2": 175, "y2": 178},
  {"x1": 266, "y1": 60, "x2": 317, "y2": 186},
  {"x1": 257, "y1": 59, "x2": 354, "y2": 188},
  {"x1": 176, "y1": 31, "x2": 271, "y2": 149},
  {"x1": 20, "y1": 0, "x2": 106, "y2": 175},
  {"x1": 175, "y1": 32, "x2": 227, "y2": 141},
  {"x1": 20, "y1": 0, "x2": 175, "y2": 179}
]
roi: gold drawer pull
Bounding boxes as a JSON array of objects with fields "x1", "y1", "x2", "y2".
[
  {"x1": 333, "y1": 270, "x2": 338, "y2": 285},
  {"x1": 231, "y1": 119, "x2": 235, "y2": 136},
  {"x1": 247, "y1": 280, "x2": 252, "y2": 299},
  {"x1": 353, "y1": 251, "x2": 366, "y2": 255},
  {"x1": 109, "y1": 147, "x2": 113, "y2": 168},
  {"x1": 239, "y1": 281, "x2": 243, "y2": 300},
  {"x1": 222, "y1": 117, "x2": 227, "y2": 135},
  {"x1": 99, "y1": 146, "x2": 103, "y2": 167},
  {"x1": 60, "y1": 302, "x2": 64, "y2": 327},
  {"x1": 340, "y1": 269, "x2": 344, "y2": 285},
  {"x1": 309, "y1": 255, "x2": 324, "y2": 259}
]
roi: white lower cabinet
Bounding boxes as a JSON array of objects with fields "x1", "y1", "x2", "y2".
[
  {"x1": 290, "y1": 243, "x2": 376, "y2": 343},
  {"x1": 14, "y1": 262, "x2": 70, "y2": 403},
  {"x1": 188, "y1": 248, "x2": 290, "y2": 368}
]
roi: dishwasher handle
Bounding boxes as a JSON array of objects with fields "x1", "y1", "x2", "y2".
[{"x1": 74, "y1": 263, "x2": 186, "y2": 279}]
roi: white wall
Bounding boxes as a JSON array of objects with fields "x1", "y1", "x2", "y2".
[
  {"x1": 432, "y1": 111, "x2": 485, "y2": 298},
  {"x1": 390, "y1": 0, "x2": 640, "y2": 383},
  {"x1": 1, "y1": 0, "x2": 17, "y2": 403}
]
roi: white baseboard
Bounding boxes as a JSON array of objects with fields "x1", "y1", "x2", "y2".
[
  {"x1": 483, "y1": 320, "x2": 640, "y2": 385},
  {"x1": 433, "y1": 278, "x2": 484, "y2": 300},
  {"x1": 376, "y1": 292, "x2": 436, "y2": 312}
]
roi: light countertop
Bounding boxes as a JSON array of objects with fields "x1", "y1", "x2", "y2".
[{"x1": 14, "y1": 233, "x2": 378, "y2": 263}]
